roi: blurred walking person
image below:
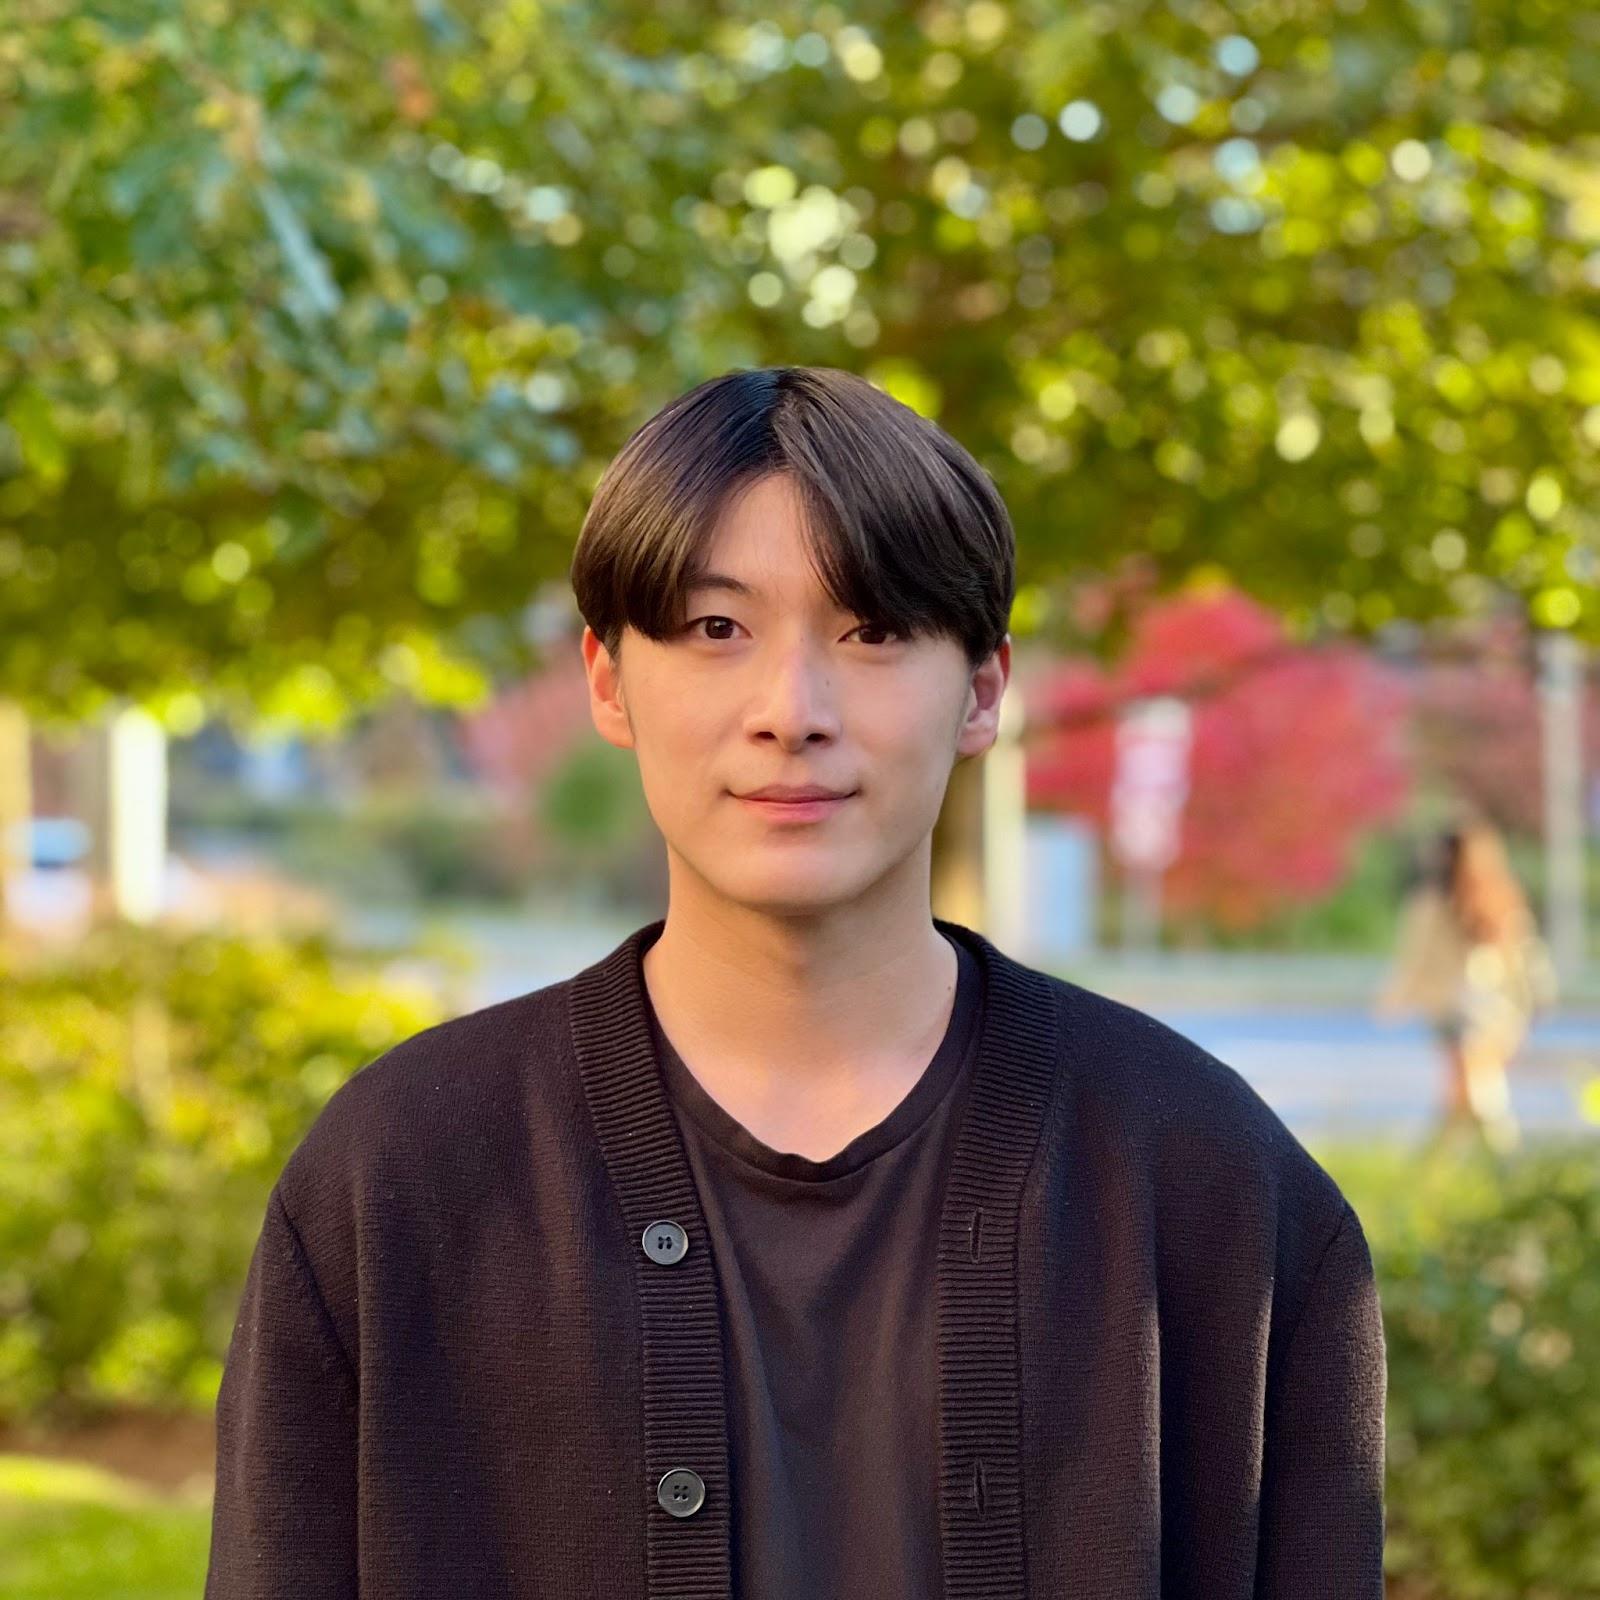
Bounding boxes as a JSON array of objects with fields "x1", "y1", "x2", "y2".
[{"x1": 1374, "y1": 818, "x2": 1557, "y2": 1152}]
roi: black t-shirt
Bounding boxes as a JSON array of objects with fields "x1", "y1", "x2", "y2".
[{"x1": 642, "y1": 930, "x2": 983, "y2": 1600}]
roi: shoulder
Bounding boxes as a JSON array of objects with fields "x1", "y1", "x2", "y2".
[
  {"x1": 273, "y1": 975, "x2": 577, "y2": 1228},
  {"x1": 1037, "y1": 970, "x2": 1353, "y2": 1253}
]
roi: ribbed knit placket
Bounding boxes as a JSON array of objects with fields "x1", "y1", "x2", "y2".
[{"x1": 567, "y1": 916, "x2": 1060, "y2": 1600}]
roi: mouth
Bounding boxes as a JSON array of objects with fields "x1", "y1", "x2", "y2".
[{"x1": 733, "y1": 790, "x2": 857, "y2": 822}]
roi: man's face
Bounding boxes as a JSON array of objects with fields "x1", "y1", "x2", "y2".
[{"x1": 582, "y1": 471, "x2": 1010, "y2": 917}]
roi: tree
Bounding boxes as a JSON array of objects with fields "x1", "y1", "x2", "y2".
[
  {"x1": 1024, "y1": 583, "x2": 1411, "y2": 931},
  {"x1": 2, "y1": 0, "x2": 1596, "y2": 738}
]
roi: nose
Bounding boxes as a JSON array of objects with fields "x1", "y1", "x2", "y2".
[{"x1": 742, "y1": 639, "x2": 843, "y2": 748}]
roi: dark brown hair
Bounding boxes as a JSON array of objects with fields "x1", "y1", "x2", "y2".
[
  {"x1": 569, "y1": 366, "x2": 1014, "y2": 671},
  {"x1": 1432, "y1": 819, "x2": 1536, "y2": 946}
]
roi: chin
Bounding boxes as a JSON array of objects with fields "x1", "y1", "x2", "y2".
[{"x1": 700, "y1": 862, "x2": 870, "y2": 916}]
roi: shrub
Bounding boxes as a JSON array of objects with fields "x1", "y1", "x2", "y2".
[
  {"x1": 1322, "y1": 1135, "x2": 1600, "y2": 1598},
  {"x1": 0, "y1": 922, "x2": 448, "y2": 1427}
]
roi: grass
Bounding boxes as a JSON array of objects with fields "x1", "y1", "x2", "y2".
[{"x1": 0, "y1": 1455, "x2": 211, "y2": 1600}]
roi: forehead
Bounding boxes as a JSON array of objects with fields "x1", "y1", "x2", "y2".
[{"x1": 686, "y1": 474, "x2": 831, "y2": 600}]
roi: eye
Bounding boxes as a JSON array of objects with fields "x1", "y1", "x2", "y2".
[
  {"x1": 679, "y1": 616, "x2": 902, "y2": 645},
  {"x1": 851, "y1": 621, "x2": 903, "y2": 646},
  {"x1": 684, "y1": 615, "x2": 741, "y2": 641}
]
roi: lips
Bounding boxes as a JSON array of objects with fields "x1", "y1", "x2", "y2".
[
  {"x1": 736, "y1": 785, "x2": 855, "y2": 802},
  {"x1": 733, "y1": 787, "x2": 855, "y2": 821}
]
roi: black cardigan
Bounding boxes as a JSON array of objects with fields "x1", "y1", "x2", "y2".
[{"x1": 204, "y1": 915, "x2": 1387, "y2": 1599}]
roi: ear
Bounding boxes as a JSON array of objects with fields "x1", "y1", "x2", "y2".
[
  {"x1": 581, "y1": 625, "x2": 636, "y2": 751},
  {"x1": 954, "y1": 634, "x2": 1011, "y2": 760}
]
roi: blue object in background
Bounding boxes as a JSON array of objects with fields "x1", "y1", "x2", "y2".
[
  {"x1": 7, "y1": 816, "x2": 91, "y2": 869},
  {"x1": 1023, "y1": 813, "x2": 1099, "y2": 960}
]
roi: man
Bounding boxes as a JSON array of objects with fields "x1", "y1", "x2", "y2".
[{"x1": 205, "y1": 365, "x2": 1386, "y2": 1599}]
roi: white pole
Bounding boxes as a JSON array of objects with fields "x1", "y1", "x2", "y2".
[
  {"x1": 1537, "y1": 628, "x2": 1586, "y2": 978},
  {"x1": 108, "y1": 702, "x2": 169, "y2": 924}
]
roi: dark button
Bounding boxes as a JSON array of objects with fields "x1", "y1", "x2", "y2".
[
  {"x1": 642, "y1": 1219, "x2": 689, "y2": 1265},
  {"x1": 657, "y1": 1467, "x2": 706, "y2": 1518}
]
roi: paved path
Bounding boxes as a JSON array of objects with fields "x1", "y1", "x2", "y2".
[{"x1": 1153, "y1": 1007, "x2": 1598, "y2": 1142}]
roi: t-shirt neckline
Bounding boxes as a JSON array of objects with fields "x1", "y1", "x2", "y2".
[{"x1": 641, "y1": 928, "x2": 983, "y2": 1185}]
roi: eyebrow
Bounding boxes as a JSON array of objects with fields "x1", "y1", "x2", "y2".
[
  {"x1": 682, "y1": 571, "x2": 760, "y2": 599},
  {"x1": 680, "y1": 571, "x2": 864, "y2": 619}
]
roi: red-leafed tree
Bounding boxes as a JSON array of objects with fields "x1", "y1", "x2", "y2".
[{"x1": 1022, "y1": 585, "x2": 1412, "y2": 933}]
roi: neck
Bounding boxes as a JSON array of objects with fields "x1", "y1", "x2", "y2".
[{"x1": 639, "y1": 870, "x2": 961, "y2": 1122}]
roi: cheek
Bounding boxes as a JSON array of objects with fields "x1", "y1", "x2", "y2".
[
  {"x1": 632, "y1": 711, "x2": 729, "y2": 818},
  {"x1": 866, "y1": 687, "x2": 958, "y2": 763},
  {"x1": 855, "y1": 731, "x2": 957, "y2": 822},
  {"x1": 632, "y1": 688, "x2": 719, "y2": 757}
]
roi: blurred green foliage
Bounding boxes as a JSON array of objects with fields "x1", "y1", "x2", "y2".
[
  {"x1": 536, "y1": 733, "x2": 652, "y2": 852},
  {"x1": 177, "y1": 788, "x2": 536, "y2": 904},
  {"x1": 1322, "y1": 1135, "x2": 1600, "y2": 1597},
  {"x1": 169, "y1": 749, "x2": 659, "y2": 907},
  {"x1": 0, "y1": 1456, "x2": 209, "y2": 1600},
  {"x1": 3, "y1": 1, "x2": 1598, "y2": 733},
  {"x1": 0, "y1": 924, "x2": 445, "y2": 1424},
  {"x1": 280, "y1": 790, "x2": 519, "y2": 901}
]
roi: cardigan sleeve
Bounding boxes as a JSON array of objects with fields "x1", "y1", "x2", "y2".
[
  {"x1": 1255, "y1": 1203, "x2": 1388, "y2": 1598},
  {"x1": 204, "y1": 1185, "x2": 360, "y2": 1599}
]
